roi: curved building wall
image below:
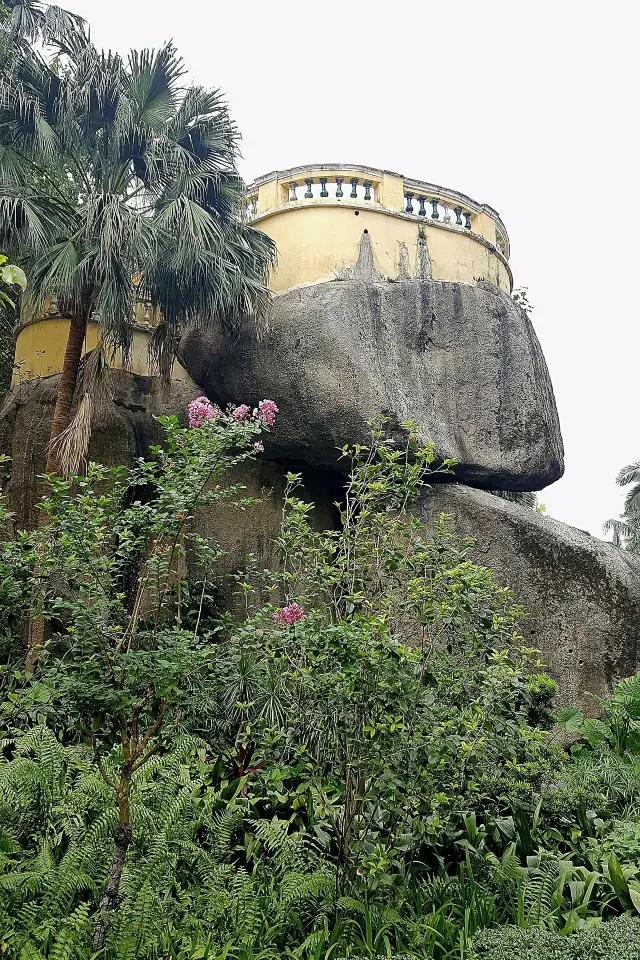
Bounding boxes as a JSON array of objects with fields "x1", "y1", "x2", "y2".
[{"x1": 12, "y1": 163, "x2": 512, "y2": 382}]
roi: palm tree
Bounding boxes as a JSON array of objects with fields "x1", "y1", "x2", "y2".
[
  {"x1": 1, "y1": 0, "x2": 85, "y2": 53},
  {"x1": 603, "y1": 461, "x2": 640, "y2": 554},
  {"x1": 491, "y1": 489, "x2": 540, "y2": 509},
  {"x1": 0, "y1": 4, "x2": 275, "y2": 473}
]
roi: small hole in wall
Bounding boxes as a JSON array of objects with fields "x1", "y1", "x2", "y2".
[{"x1": 354, "y1": 210, "x2": 359, "y2": 216}]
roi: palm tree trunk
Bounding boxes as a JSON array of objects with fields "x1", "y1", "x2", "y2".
[{"x1": 45, "y1": 310, "x2": 87, "y2": 473}]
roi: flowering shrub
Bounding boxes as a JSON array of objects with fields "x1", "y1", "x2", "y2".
[
  {"x1": 257, "y1": 399, "x2": 278, "y2": 426},
  {"x1": 232, "y1": 404, "x2": 251, "y2": 421},
  {"x1": 272, "y1": 602, "x2": 305, "y2": 626},
  {"x1": 187, "y1": 396, "x2": 221, "y2": 428},
  {"x1": 189, "y1": 397, "x2": 278, "y2": 430}
]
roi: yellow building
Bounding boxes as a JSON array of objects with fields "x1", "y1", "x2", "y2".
[
  {"x1": 246, "y1": 163, "x2": 511, "y2": 294},
  {"x1": 13, "y1": 162, "x2": 511, "y2": 384}
]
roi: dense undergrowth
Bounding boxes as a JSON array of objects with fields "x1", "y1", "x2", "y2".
[{"x1": 1, "y1": 402, "x2": 640, "y2": 959}]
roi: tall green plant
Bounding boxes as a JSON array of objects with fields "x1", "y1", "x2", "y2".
[
  {"x1": 3, "y1": 398, "x2": 274, "y2": 948},
  {"x1": 213, "y1": 422, "x2": 560, "y2": 890},
  {"x1": 0, "y1": 254, "x2": 26, "y2": 389}
]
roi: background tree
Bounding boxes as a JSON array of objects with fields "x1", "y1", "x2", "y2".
[
  {"x1": 0, "y1": 3, "x2": 275, "y2": 473},
  {"x1": 0, "y1": 254, "x2": 27, "y2": 392},
  {"x1": 603, "y1": 460, "x2": 640, "y2": 554},
  {"x1": 491, "y1": 489, "x2": 540, "y2": 509}
]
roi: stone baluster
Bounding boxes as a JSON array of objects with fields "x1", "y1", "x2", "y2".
[
  {"x1": 405, "y1": 193, "x2": 414, "y2": 214},
  {"x1": 319, "y1": 177, "x2": 329, "y2": 198},
  {"x1": 363, "y1": 180, "x2": 372, "y2": 201},
  {"x1": 335, "y1": 177, "x2": 344, "y2": 198},
  {"x1": 464, "y1": 211, "x2": 472, "y2": 230},
  {"x1": 417, "y1": 196, "x2": 426, "y2": 216},
  {"x1": 304, "y1": 178, "x2": 313, "y2": 199},
  {"x1": 288, "y1": 182, "x2": 298, "y2": 202},
  {"x1": 430, "y1": 198, "x2": 440, "y2": 219},
  {"x1": 443, "y1": 205, "x2": 451, "y2": 223},
  {"x1": 454, "y1": 206, "x2": 463, "y2": 225},
  {"x1": 350, "y1": 177, "x2": 359, "y2": 198}
]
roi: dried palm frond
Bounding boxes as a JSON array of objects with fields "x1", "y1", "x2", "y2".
[{"x1": 49, "y1": 345, "x2": 112, "y2": 475}]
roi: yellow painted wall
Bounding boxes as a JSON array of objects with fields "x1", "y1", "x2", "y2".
[
  {"x1": 13, "y1": 168, "x2": 511, "y2": 383},
  {"x1": 256, "y1": 204, "x2": 511, "y2": 294},
  {"x1": 12, "y1": 318, "x2": 187, "y2": 385}
]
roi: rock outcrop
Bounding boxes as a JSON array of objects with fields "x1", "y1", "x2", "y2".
[
  {"x1": 179, "y1": 279, "x2": 564, "y2": 491},
  {"x1": 418, "y1": 484, "x2": 640, "y2": 710},
  {"x1": 0, "y1": 372, "x2": 341, "y2": 612},
  {"x1": 0, "y1": 370, "x2": 200, "y2": 528},
  {"x1": 0, "y1": 369, "x2": 638, "y2": 709}
]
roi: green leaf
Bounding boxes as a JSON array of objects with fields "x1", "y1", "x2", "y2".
[
  {"x1": 607, "y1": 852, "x2": 633, "y2": 910},
  {"x1": 556, "y1": 706, "x2": 584, "y2": 731},
  {"x1": 0, "y1": 263, "x2": 27, "y2": 290}
]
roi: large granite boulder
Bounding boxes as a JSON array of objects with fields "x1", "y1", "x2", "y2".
[
  {"x1": 417, "y1": 483, "x2": 640, "y2": 710},
  {"x1": 179, "y1": 279, "x2": 564, "y2": 491}
]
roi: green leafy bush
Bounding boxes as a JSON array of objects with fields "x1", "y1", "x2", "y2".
[
  {"x1": 1, "y1": 385, "x2": 640, "y2": 956},
  {"x1": 470, "y1": 916, "x2": 640, "y2": 959},
  {"x1": 0, "y1": 411, "x2": 570, "y2": 957}
]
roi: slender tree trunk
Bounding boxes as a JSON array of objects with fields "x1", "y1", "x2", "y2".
[
  {"x1": 25, "y1": 311, "x2": 88, "y2": 670},
  {"x1": 92, "y1": 779, "x2": 132, "y2": 951},
  {"x1": 46, "y1": 310, "x2": 87, "y2": 473}
]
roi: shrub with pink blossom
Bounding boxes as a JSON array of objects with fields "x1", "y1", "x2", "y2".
[
  {"x1": 272, "y1": 602, "x2": 305, "y2": 627},
  {"x1": 188, "y1": 396, "x2": 221, "y2": 429},
  {"x1": 256, "y1": 399, "x2": 278, "y2": 427},
  {"x1": 231, "y1": 403, "x2": 251, "y2": 421},
  {"x1": 189, "y1": 396, "x2": 278, "y2": 431}
]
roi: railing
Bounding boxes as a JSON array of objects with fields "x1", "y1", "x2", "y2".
[
  {"x1": 244, "y1": 163, "x2": 510, "y2": 261},
  {"x1": 285, "y1": 176, "x2": 377, "y2": 203},
  {"x1": 402, "y1": 193, "x2": 472, "y2": 229},
  {"x1": 495, "y1": 223, "x2": 510, "y2": 259},
  {"x1": 245, "y1": 165, "x2": 382, "y2": 219}
]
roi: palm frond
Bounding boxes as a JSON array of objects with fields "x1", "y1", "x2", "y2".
[
  {"x1": 126, "y1": 43, "x2": 185, "y2": 130},
  {"x1": 5, "y1": 0, "x2": 87, "y2": 55},
  {"x1": 616, "y1": 460, "x2": 640, "y2": 487},
  {"x1": 0, "y1": 16, "x2": 275, "y2": 455},
  {"x1": 51, "y1": 345, "x2": 112, "y2": 475}
]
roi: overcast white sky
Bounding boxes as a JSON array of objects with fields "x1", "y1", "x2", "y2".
[{"x1": 66, "y1": 0, "x2": 637, "y2": 539}]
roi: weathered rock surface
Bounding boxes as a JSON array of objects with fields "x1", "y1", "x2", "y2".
[
  {"x1": 1, "y1": 373, "x2": 639, "y2": 709},
  {"x1": 0, "y1": 370, "x2": 201, "y2": 528},
  {"x1": 417, "y1": 483, "x2": 640, "y2": 710},
  {"x1": 179, "y1": 279, "x2": 564, "y2": 491}
]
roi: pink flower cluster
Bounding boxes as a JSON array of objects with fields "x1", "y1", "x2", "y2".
[
  {"x1": 188, "y1": 397, "x2": 279, "y2": 430},
  {"x1": 188, "y1": 396, "x2": 221, "y2": 428},
  {"x1": 231, "y1": 403, "x2": 251, "y2": 421},
  {"x1": 272, "y1": 603, "x2": 305, "y2": 627},
  {"x1": 257, "y1": 399, "x2": 278, "y2": 427}
]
